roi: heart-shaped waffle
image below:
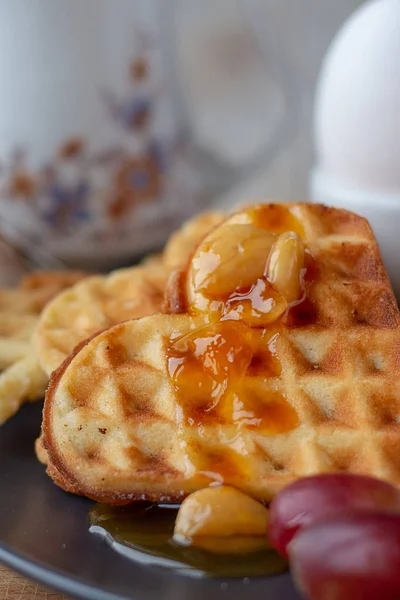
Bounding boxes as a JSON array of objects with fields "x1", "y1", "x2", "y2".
[{"x1": 42, "y1": 203, "x2": 400, "y2": 503}]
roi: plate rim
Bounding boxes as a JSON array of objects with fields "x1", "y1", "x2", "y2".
[
  {"x1": 0, "y1": 402, "x2": 297, "y2": 600},
  {"x1": 0, "y1": 542, "x2": 131, "y2": 600},
  {"x1": 0, "y1": 539, "x2": 293, "y2": 600}
]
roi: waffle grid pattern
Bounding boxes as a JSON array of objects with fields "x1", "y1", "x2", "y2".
[
  {"x1": 44, "y1": 205, "x2": 400, "y2": 502},
  {"x1": 35, "y1": 211, "x2": 226, "y2": 378},
  {"x1": 35, "y1": 264, "x2": 169, "y2": 376}
]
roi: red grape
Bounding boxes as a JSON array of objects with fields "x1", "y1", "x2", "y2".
[
  {"x1": 289, "y1": 512, "x2": 400, "y2": 600},
  {"x1": 269, "y1": 474, "x2": 400, "y2": 556}
]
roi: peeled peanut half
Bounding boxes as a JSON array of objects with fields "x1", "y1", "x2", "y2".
[
  {"x1": 173, "y1": 486, "x2": 269, "y2": 553},
  {"x1": 179, "y1": 206, "x2": 306, "y2": 326},
  {"x1": 186, "y1": 222, "x2": 291, "y2": 326},
  {"x1": 267, "y1": 231, "x2": 304, "y2": 304},
  {"x1": 191, "y1": 223, "x2": 275, "y2": 298}
]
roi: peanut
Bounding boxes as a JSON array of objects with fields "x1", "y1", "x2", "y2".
[
  {"x1": 191, "y1": 224, "x2": 275, "y2": 298},
  {"x1": 173, "y1": 486, "x2": 269, "y2": 553},
  {"x1": 267, "y1": 231, "x2": 304, "y2": 303}
]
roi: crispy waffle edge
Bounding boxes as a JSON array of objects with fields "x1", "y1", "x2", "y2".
[
  {"x1": 42, "y1": 204, "x2": 400, "y2": 503},
  {"x1": 41, "y1": 324, "x2": 190, "y2": 504}
]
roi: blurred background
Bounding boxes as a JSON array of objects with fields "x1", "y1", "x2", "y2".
[
  {"x1": 0, "y1": 0, "x2": 372, "y2": 271},
  {"x1": 179, "y1": 0, "x2": 363, "y2": 205}
]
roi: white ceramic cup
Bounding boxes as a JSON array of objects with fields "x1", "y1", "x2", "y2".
[
  {"x1": 0, "y1": 0, "x2": 198, "y2": 268},
  {"x1": 0, "y1": 0, "x2": 293, "y2": 269}
]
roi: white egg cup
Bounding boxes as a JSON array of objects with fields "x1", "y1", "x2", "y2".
[
  {"x1": 310, "y1": 0, "x2": 400, "y2": 300},
  {"x1": 311, "y1": 167, "x2": 400, "y2": 300}
]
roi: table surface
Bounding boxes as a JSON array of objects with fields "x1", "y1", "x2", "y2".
[{"x1": 0, "y1": 565, "x2": 69, "y2": 600}]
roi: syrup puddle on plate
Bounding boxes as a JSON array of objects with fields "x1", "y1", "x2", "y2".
[{"x1": 89, "y1": 502, "x2": 288, "y2": 578}]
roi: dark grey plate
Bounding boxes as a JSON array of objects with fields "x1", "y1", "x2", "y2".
[{"x1": 0, "y1": 402, "x2": 301, "y2": 600}]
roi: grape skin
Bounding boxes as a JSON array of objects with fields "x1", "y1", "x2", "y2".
[
  {"x1": 289, "y1": 512, "x2": 400, "y2": 600},
  {"x1": 269, "y1": 474, "x2": 400, "y2": 556}
]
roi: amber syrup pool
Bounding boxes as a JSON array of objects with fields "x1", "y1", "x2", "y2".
[{"x1": 89, "y1": 503, "x2": 288, "y2": 578}]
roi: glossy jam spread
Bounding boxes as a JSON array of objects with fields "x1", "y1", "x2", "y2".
[
  {"x1": 165, "y1": 204, "x2": 309, "y2": 491},
  {"x1": 168, "y1": 321, "x2": 254, "y2": 423},
  {"x1": 167, "y1": 320, "x2": 298, "y2": 433},
  {"x1": 190, "y1": 443, "x2": 252, "y2": 485},
  {"x1": 167, "y1": 204, "x2": 310, "y2": 440},
  {"x1": 89, "y1": 502, "x2": 288, "y2": 577},
  {"x1": 222, "y1": 389, "x2": 299, "y2": 434},
  {"x1": 228, "y1": 203, "x2": 305, "y2": 236},
  {"x1": 221, "y1": 278, "x2": 287, "y2": 326}
]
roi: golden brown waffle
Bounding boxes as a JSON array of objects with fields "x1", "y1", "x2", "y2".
[
  {"x1": 34, "y1": 264, "x2": 169, "y2": 376},
  {"x1": 163, "y1": 211, "x2": 226, "y2": 271},
  {"x1": 0, "y1": 270, "x2": 87, "y2": 423},
  {"x1": 35, "y1": 435, "x2": 48, "y2": 465},
  {"x1": 0, "y1": 270, "x2": 87, "y2": 314},
  {"x1": 42, "y1": 203, "x2": 400, "y2": 503},
  {"x1": 34, "y1": 213, "x2": 228, "y2": 377},
  {"x1": 0, "y1": 270, "x2": 87, "y2": 369},
  {"x1": 0, "y1": 314, "x2": 37, "y2": 369},
  {"x1": 0, "y1": 356, "x2": 48, "y2": 424},
  {"x1": 19, "y1": 269, "x2": 87, "y2": 295}
]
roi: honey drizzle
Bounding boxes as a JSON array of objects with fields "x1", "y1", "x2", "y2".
[
  {"x1": 221, "y1": 277, "x2": 288, "y2": 327},
  {"x1": 229, "y1": 203, "x2": 305, "y2": 237},
  {"x1": 168, "y1": 321, "x2": 254, "y2": 425},
  {"x1": 89, "y1": 502, "x2": 288, "y2": 578},
  {"x1": 166, "y1": 204, "x2": 315, "y2": 482}
]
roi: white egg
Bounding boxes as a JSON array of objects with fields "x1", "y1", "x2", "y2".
[
  {"x1": 311, "y1": 0, "x2": 400, "y2": 298},
  {"x1": 314, "y1": 0, "x2": 400, "y2": 193}
]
